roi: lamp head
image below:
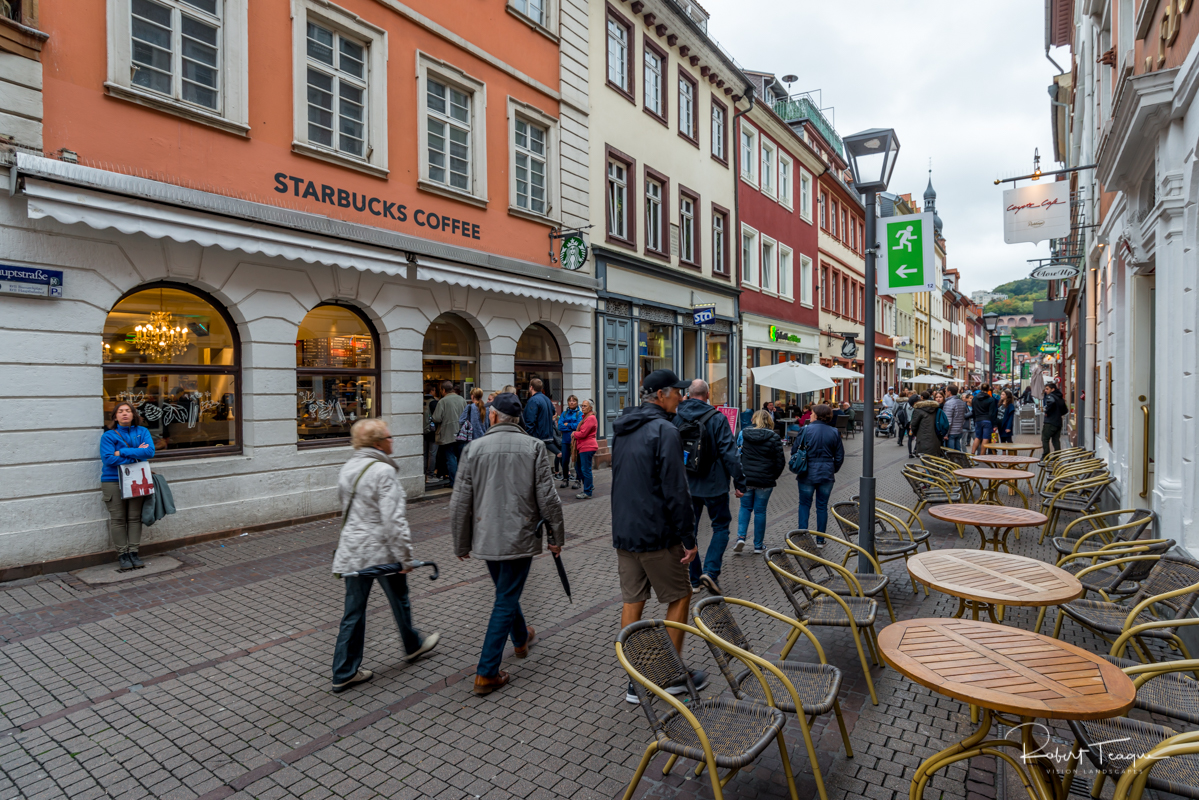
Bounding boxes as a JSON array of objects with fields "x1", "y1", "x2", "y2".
[
  {"x1": 983, "y1": 312, "x2": 1000, "y2": 332},
  {"x1": 842, "y1": 128, "x2": 899, "y2": 192}
]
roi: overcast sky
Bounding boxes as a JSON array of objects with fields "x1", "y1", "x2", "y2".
[{"x1": 702, "y1": 0, "x2": 1066, "y2": 296}]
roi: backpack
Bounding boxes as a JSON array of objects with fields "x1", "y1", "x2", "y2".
[
  {"x1": 679, "y1": 407, "x2": 720, "y2": 475},
  {"x1": 894, "y1": 402, "x2": 910, "y2": 428},
  {"x1": 935, "y1": 407, "x2": 950, "y2": 439}
]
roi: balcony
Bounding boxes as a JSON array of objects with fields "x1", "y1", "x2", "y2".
[{"x1": 772, "y1": 95, "x2": 844, "y2": 157}]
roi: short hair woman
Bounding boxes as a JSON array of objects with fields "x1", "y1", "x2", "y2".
[{"x1": 99, "y1": 402, "x2": 155, "y2": 571}]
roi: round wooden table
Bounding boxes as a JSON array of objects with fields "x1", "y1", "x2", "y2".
[
  {"x1": 973, "y1": 454, "x2": 1041, "y2": 468},
  {"x1": 907, "y1": 550, "x2": 1082, "y2": 624},
  {"x1": 879, "y1": 618, "x2": 1134, "y2": 800},
  {"x1": 928, "y1": 504, "x2": 1048, "y2": 553},
  {"x1": 953, "y1": 467, "x2": 1035, "y2": 507}
]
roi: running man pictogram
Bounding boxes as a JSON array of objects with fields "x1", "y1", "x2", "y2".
[{"x1": 893, "y1": 225, "x2": 916, "y2": 252}]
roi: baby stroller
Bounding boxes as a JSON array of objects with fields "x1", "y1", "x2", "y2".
[{"x1": 875, "y1": 407, "x2": 895, "y2": 438}]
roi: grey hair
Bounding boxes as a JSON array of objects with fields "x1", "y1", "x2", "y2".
[
  {"x1": 689, "y1": 379, "x2": 709, "y2": 398},
  {"x1": 350, "y1": 418, "x2": 390, "y2": 449},
  {"x1": 492, "y1": 409, "x2": 521, "y2": 425}
]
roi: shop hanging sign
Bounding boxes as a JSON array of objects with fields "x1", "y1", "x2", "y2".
[
  {"x1": 560, "y1": 235, "x2": 588, "y2": 271},
  {"x1": 692, "y1": 304, "x2": 716, "y2": 326},
  {"x1": 1003, "y1": 181, "x2": 1070, "y2": 244},
  {"x1": 768, "y1": 325, "x2": 801, "y2": 344},
  {"x1": 877, "y1": 213, "x2": 937, "y2": 296},
  {"x1": 994, "y1": 335, "x2": 1013, "y2": 374},
  {"x1": 1029, "y1": 262, "x2": 1079, "y2": 280},
  {"x1": 1039, "y1": 342, "x2": 1061, "y2": 354},
  {"x1": 0, "y1": 265, "x2": 63, "y2": 298}
]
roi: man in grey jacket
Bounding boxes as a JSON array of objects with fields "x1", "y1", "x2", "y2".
[
  {"x1": 451, "y1": 392, "x2": 565, "y2": 696},
  {"x1": 943, "y1": 385, "x2": 967, "y2": 452}
]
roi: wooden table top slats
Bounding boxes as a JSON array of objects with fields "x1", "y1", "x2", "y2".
[
  {"x1": 973, "y1": 455, "x2": 1041, "y2": 467},
  {"x1": 907, "y1": 551, "x2": 1082, "y2": 606},
  {"x1": 879, "y1": 619, "x2": 1135, "y2": 719},
  {"x1": 953, "y1": 468, "x2": 1035, "y2": 481},
  {"x1": 982, "y1": 443, "x2": 1041, "y2": 453},
  {"x1": 927, "y1": 503, "x2": 1047, "y2": 528}
]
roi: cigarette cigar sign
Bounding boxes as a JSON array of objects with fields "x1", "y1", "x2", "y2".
[{"x1": 1003, "y1": 181, "x2": 1071, "y2": 244}]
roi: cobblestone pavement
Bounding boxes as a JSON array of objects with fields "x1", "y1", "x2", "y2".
[{"x1": 0, "y1": 433, "x2": 1174, "y2": 800}]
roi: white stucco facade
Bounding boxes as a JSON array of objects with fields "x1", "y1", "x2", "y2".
[{"x1": 0, "y1": 163, "x2": 595, "y2": 568}]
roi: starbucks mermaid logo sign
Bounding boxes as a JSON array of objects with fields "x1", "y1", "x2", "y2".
[{"x1": 560, "y1": 235, "x2": 588, "y2": 271}]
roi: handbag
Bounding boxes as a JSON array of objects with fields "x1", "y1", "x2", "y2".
[
  {"x1": 114, "y1": 431, "x2": 155, "y2": 499},
  {"x1": 456, "y1": 416, "x2": 473, "y2": 442},
  {"x1": 788, "y1": 428, "x2": 810, "y2": 475}
]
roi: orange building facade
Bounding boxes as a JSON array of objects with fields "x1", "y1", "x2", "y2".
[{"x1": 0, "y1": 0, "x2": 595, "y2": 569}]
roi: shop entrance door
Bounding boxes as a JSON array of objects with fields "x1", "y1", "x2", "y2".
[{"x1": 604, "y1": 317, "x2": 632, "y2": 437}]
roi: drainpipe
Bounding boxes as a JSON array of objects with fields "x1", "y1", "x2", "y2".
[{"x1": 732, "y1": 86, "x2": 754, "y2": 407}]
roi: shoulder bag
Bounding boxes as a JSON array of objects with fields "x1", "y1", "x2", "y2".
[{"x1": 788, "y1": 427, "x2": 810, "y2": 475}]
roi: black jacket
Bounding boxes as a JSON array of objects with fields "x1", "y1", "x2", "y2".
[
  {"x1": 610, "y1": 403, "x2": 696, "y2": 552},
  {"x1": 673, "y1": 398, "x2": 746, "y2": 496},
  {"x1": 972, "y1": 392, "x2": 997, "y2": 425},
  {"x1": 909, "y1": 400, "x2": 943, "y2": 455},
  {"x1": 1044, "y1": 390, "x2": 1068, "y2": 426},
  {"x1": 740, "y1": 427, "x2": 785, "y2": 488}
]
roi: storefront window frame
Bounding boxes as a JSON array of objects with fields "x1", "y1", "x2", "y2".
[
  {"x1": 102, "y1": 281, "x2": 243, "y2": 461},
  {"x1": 296, "y1": 301, "x2": 381, "y2": 450}
]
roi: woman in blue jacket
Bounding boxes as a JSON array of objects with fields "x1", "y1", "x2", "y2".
[
  {"x1": 998, "y1": 389, "x2": 1017, "y2": 443},
  {"x1": 100, "y1": 402, "x2": 155, "y2": 571},
  {"x1": 790, "y1": 404, "x2": 844, "y2": 545},
  {"x1": 556, "y1": 395, "x2": 582, "y2": 489}
]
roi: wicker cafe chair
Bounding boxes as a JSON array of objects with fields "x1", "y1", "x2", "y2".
[
  {"x1": 901, "y1": 466, "x2": 962, "y2": 521},
  {"x1": 1052, "y1": 552, "x2": 1199, "y2": 665},
  {"x1": 1051, "y1": 509, "x2": 1158, "y2": 558},
  {"x1": 871, "y1": 497, "x2": 934, "y2": 553},
  {"x1": 1033, "y1": 448, "x2": 1093, "y2": 493},
  {"x1": 938, "y1": 446, "x2": 976, "y2": 470},
  {"x1": 1037, "y1": 473, "x2": 1115, "y2": 544},
  {"x1": 784, "y1": 530, "x2": 897, "y2": 622},
  {"x1": 920, "y1": 455, "x2": 976, "y2": 501},
  {"x1": 1034, "y1": 547, "x2": 1174, "y2": 634},
  {"x1": 765, "y1": 547, "x2": 882, "y2": 705},
  {"x1": 830, "y1": 501, "x2": 924, "y2": 593},
  {"x1": 616, "y1": 620, "x2": 800, "y2": 800},
  {"x1": 693, "y1": 596, "x2": 852, "y2": 800},
  {"x1": 1068, "y1": 660, "x2": 1199, "y2": 800}
]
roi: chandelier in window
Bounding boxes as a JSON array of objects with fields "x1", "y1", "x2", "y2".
[{"x1": 133, "y1": 310, "x2": 192, "y2": 360}]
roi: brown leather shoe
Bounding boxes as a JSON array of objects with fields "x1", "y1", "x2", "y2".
[
  {"x1": 473, "y1": 671, "x2": 510, "y2": 695},
  {"x1": 513, "y1": 627, "x2": 536, "y2": 659}
]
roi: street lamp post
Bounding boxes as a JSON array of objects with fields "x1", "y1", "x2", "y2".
[
  {"x1": 983, "y1": 313, "x2": 999, "y2": 386},
  {"x1": 843, "y1": 128, "x2": 900, "y2": 574}
]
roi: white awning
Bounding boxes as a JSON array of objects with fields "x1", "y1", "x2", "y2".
[
  {"x1": 18, "y1": 155, "x2": 597, "y2": 309},
  {"x1": 415, "y1": 257, "x2": 595, "y2": 307}
]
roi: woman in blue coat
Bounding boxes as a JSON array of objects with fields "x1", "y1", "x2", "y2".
[
  {"x1": 790, "y1": 404, "x2": 844, "y2": 545},
  {"x1": 998, "y1": 389, "x2": 1017, "y2": 443},
  {"x1": 100, "y1": 402, "x2": 156, "y2": 570},
  {"x1": 556, "y1": 395, "x2": 582, "y2": 489}
]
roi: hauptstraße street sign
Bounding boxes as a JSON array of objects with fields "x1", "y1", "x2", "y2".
[{"x1": 878, "y1": 213, "x2": 936, "y2": 296}]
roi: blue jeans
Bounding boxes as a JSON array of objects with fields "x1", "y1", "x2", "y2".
[
  {"x1": 558, "y1": 433, "x2": 573, "y2": 478},
  {"x1": 797, "y1": 479, "x2": 835, "y2": 536},
  {"x1": 477, "y1": 557, "x2": 533, "y2": 678},
  {"x1": 946, "y1": 434, "x2": 962, "y2": 452},
  {"x1": 332, "y1": 574, "x2": 424, "y2": 684},
  {"x1": 688, "y1": 494, "x2": 733, "y2": 585},
  {"x1": 577, "y1": 451, "x2": 594, "y2": 495},
  {"x1": 736, "y1": 487, "x2": 774, "y2": 550},
  {"x1": 446, "y1": 441, "x2": 461, "y2": 486}
]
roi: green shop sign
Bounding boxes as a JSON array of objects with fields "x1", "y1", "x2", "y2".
[
  {"x1": 559, "y1": 235, "x2": 588, "y2": 271},
  {"x1": 1039, "y1": 342, "x2": 1061, "y2": 354},
  {"x1": 769, "y1": 326, "x2": 801, "y2": 344}
]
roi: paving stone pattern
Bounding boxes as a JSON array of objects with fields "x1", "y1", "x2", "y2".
[{"x1": 0, "y1": 435, "x2": 1176, "y2": 800}]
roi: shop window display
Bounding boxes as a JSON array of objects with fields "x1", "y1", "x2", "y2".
[
  {"x1": 638, "y1": 322, "x2": 673, "y2": 385},
  {"x1": 706, "y1": 333, "x2": 728, "y2": 406},
  {"x1": 102, "y1": 285, "x2": 239, "y2": 455},
  {"x1": 515, "y1": 323, "x2": 563, "y2": 404},
  {"x1": 296, "y1": 304, "x2": 378, "y2": 442}
]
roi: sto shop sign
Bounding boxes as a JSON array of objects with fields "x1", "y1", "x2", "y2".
[{"x1": 274, "y1": 172, "x2": 482, "y2": 240}]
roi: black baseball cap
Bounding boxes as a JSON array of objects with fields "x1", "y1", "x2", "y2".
[
  {"x1": 641, "y1": 369, "x2": 690, "y2": 394},
  {"x1": 490, "y1": 392, "x2": 523, "y2": 418}
]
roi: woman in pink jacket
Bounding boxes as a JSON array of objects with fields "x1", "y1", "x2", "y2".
[{"x1": 572, "y1": 399, "x2": 599, "y2": 499}]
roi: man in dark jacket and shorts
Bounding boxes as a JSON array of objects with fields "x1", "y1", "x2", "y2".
[
  {"x1": 1041, "y1": 382, "x2": 1068, "y2": 457},
  {"x1": 611, "y1": 369, "x2": 706, "y2": 703},
  {"x1": 674, "y1": 379, "x2": 745, "y2": 595}
]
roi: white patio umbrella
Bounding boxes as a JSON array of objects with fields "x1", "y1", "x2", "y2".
[
  {"x1": 806, "y1": 363, "x2": 864, "y2": 381},
  {"x1": 905, "y1": 374, "x2": 946, "y2": 385},
  {"x1": 749, "y1": 361, "x2": 835, "y2": 395}
]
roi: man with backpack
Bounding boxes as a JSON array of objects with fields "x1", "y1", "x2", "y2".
[
  {"x1": 943, "y1": 385, "x2": 967, "y2": 452},
  {"x1": 971, "y1": 385, "x2": 997, "y2": 455},
  {"x1": 674, "y1": 379, "x2": 745, "y2": 595}
]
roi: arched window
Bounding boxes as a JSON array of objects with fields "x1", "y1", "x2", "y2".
[
  {"x1": 297, "y1": 304, "x2": 379, "y2": 444},
  {"x1": 515, "y1": 323, "x2": 562, "y2": 403},
  {"x1": 103, "y1": 284, "x2": 240, "y2": 457}
]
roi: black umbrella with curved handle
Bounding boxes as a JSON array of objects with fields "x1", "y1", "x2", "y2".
[
  {"x1": 339, "y1": 560, "x2": 439, "y2": 580},
  {"x1": 537, "y1": 519, "x2": 572, "y2": 603}
]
